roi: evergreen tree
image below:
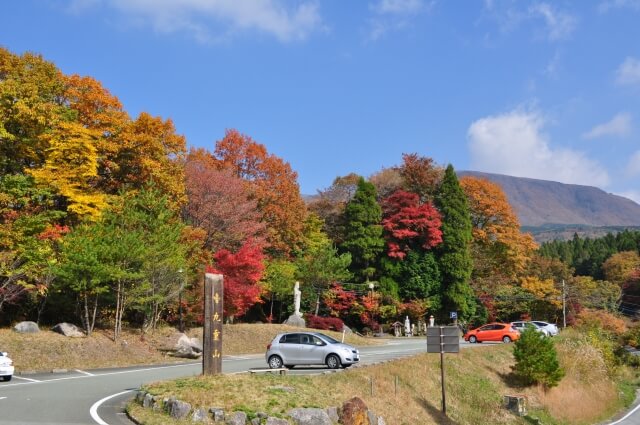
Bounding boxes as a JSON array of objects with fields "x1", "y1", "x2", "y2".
[
  {"x1": 434, "y1": 165, "x2": 476, "y2": 321},
  {"x1": 512, "y1": 328, "x2": 564, "y2": 388},
  {"x1": 399, "y1": 251, "x2": 441, "y2": 307},
  {"x1": 341, "y1": 177, "x2": 385, "y2": 282}
]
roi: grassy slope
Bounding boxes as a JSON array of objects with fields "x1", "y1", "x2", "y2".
[
  {"x1": 0, "y1": 324, "x2": 379, "y2": 371},
  {"x1": 3, "y1": 324, "x2": 636, "y2": 424},
  {"x1": 131, "y1": 330, "x2": 637, "y2": 425}
]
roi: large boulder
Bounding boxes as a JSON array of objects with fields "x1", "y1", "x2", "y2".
[
  {"x1": 13, "y1": 321, "x2": 40, "y2": 334},
  {"x1": 283, "y1": 314, "x2": 306, "y2": 328},
  {"x1": 288, "y1": 408, "x2": 333, "y2": 425},
  {"x1": 51, "y1": 322, "x2": 84, "y2": 337},
  {"x1": 172, "y1": 334, "x2": 202, "y2": 359}
]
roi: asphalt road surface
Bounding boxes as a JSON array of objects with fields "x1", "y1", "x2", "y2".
[{"x1": 0, "y1": 337, "x2": 464, "y2": 425}]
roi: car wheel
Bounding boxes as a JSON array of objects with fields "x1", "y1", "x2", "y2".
[
  {"x1": 1, "y1": 375, "x2": 11, "y2": 382},
  {"x1": 268, "y1": 355, "x2": 283, "y2": 369},
  {"x1": 326, "y1": 354, "x2": 341, "y2": 369},
  {"x1": 502, "y1": 336, "x2": 512, "y2": 343},
  {"x1": 469, "y1": 335, "x2": 477, "y2": 343}
]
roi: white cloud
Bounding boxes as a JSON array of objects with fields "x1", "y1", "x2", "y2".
[
  {"x1": 367, "y1": 0, "x2": 434, "y2": 40},
  {"x1": 626, "y1": 150, "x2": 640, "y2": 177},
  {"x1": 467, "y1": 109, "x2": 611, "y2": 188},
  {"x1": 481, "y1": 1, "x2": 577, "y2": 42},
  {"x1": 583, "y1": 112, "x2": 632, "y2": 139},
  {"x1": 371, "y1": 0, "x2": 429, "y2": 15},
  {"x1": 528, "y1": 3, "x2": 577, "y2": 41},
  {"x1": 73, "y1": 0, "x2": 323, "y2": 43},
  {"x1": 599, "y1": 0, "x2": 640, "y2": 13},
  {"x1": 616, "y1": 57, "x2": 640, "y2": 86}
]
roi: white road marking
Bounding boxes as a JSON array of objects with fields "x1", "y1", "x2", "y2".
[
  {"x1": 607, "y1": 398, "x2": 640, "y2": 425},
  {"x1": 89, "y1": 390, "x2": 133, "y2": 425},
  {"x1": 0, "y1": 397, "x2": 6, "y2": 400},
  {"x1": 12, "y1": 376, "x2": 41, "y2": 382},
  {"x1": 75, "y1": 369, "x2": 95, "y2": 376},
  {"x1": 0, "y1": 363, "x2": 199, "y2": 388}
]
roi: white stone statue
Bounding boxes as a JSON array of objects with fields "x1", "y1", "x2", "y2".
[
  {"x1": 294, "y1": 281, "x2": 301, "y2": 317},
  {"x1": 404, "y1": 315, "x2": 411, "y2": 336},
  {"x1": 429, "y1": 315, "x2": 435, "y2": 327}
]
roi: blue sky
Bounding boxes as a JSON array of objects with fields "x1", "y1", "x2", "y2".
[{"x1": 2, "y1": 0, "x2": 640, "y2": 202}]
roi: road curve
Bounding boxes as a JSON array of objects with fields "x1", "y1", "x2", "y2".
[{"x1": 0, "y1": 338, "x2": 470, "y2": 424}]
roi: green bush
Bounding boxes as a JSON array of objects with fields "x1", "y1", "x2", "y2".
[{"x1": 512, "y1": 328, "x2": 565, "y2": 388}]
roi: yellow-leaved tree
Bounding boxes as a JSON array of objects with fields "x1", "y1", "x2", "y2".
[{"x1": 29, "y1": 121, "x2": 107, "y2": 220}]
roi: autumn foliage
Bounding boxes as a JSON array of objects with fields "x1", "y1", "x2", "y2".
[
  {"x1": 212, "y1": 240, "x2": 266, "y2": 319},
  {"x1": 381, "y1": 190, "x2": 442, "y2": 259}
]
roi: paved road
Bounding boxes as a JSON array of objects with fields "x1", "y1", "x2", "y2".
[
  {"x1": 0, "y1": 338, "x2": 457, "y2": 425},
  {"x1": 604, "y1": 390, "x2": 640, "y2": 425}
]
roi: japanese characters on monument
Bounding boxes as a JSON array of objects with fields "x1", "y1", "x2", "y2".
[{"x1": 203, "y1": 273, "x2": 223, "y2": 375}]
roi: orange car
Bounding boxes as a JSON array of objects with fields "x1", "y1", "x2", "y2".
[{"x1": 463, "y1": 322, "x2": 520, "y2": 343}]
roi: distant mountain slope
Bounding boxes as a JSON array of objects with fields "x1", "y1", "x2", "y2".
[{"x1": 458, "y1": 171, "x2": 640, "y2": 227}]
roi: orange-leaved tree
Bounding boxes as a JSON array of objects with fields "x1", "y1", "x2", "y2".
[
  {"x1": 213, "y1": 129, "x2": 306, "y2": 257},
  {"x1": 460, "y1": 176, "x2": 537, "y2": 279}
]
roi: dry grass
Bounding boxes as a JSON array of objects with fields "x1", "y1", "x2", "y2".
[
  {"x1": 135, "y1": 345, "x2": 525, "y2": 425},
  {"x1": 131, "y1": 332, "x2": 638, "y2": 425},
  {"x1": 0, "y1": 323, "x2": 380, "y2": 372}
]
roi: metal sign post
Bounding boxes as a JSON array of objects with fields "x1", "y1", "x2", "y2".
[
  {"x1": 203, "y1": 273, "x2": 223, "y2": 375},
  {"x1": 426, "y1": 326, "x2": 460, "y2": 416}
]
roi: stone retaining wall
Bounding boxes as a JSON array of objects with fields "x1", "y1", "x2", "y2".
[{"x1": 134, "y1": 391, "x2": 386, "y2": 425}]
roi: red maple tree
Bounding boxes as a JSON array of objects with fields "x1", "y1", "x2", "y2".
[
  {"x1": 211, "y1": 239, "x2": 265, "y2": 319},
  {"x1": 323, "y1": 282, "x2": 357, "y2": 317},
  {"x1": 381, "y1": 190, "x2": 443, "y2": 259}
]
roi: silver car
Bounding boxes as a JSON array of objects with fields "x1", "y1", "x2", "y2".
[
  {"x1": 265, "y1": 332, "x2": 360, "y2": 369},
  {"x1": 531, "y1": 321, "x2": 559, "y2": 336}
]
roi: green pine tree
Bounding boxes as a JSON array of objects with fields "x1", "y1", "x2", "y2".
[
  {"x1": 512, "y1": 328, "x2": 564, "y2": 388},
  {"x1": 434, "y1": 164, "x2": 476, "y2": 321},
  {"x1": 341, "y1": 177, "x2": 385, "y2": 282}
]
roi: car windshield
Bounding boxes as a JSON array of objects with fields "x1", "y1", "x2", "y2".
[{"x1": 315, "y1": 333, "x2": 340, "y2": 344}]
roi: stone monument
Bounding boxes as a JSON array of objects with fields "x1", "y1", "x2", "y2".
[
  {"x1": 404, "y1": 315, "x2": 411, "y2": 336},
  {"x1": 284, "y1": 281, "x2": 306, "y2": 328},
  {"x1": 294, "y1": 281, "x2": 301, "y2": 317}
]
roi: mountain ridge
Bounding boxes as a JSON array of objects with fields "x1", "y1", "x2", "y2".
[{"x1": 457, "y1": 170, "x2": 640, "y2": 229}]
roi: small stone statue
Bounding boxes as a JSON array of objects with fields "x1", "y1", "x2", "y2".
[
  {"x1": 294, "y1": 281, "x2": 301, "y2": 317},
  {"x1": 404, "y1": 316, "x2": 411, "y2": 336}
]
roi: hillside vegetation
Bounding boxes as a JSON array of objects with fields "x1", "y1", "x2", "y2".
[
  {"x1": 1, "y1": 324, "x2": 379, "y2": 372},
  {"x1": 130, "y1": 329, "x2": 637, "y2": 425}
]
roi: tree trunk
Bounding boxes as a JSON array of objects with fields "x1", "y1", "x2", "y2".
[
  {"x1": 314, "y1": 293, "x2": 320, "y2": 316},
  {"x1": 83, "y1": 292, "x2": 92, "y2": 337},
  {"x1": 90, "y1": 295, "x2": 98, "y2": 336},
  {"x1": 114, "y1": 281, "x2": 121, "y2": 342}
]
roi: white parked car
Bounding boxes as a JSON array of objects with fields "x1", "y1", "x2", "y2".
[
  {"x1": 531, "y1": 321, "x2": 559, "y2": 336},
  {"x1": 510, "y1": 321, "x2": 549, "y2": 336},
  {"x1": 0, "y1": 352, "x2": 14, "y2": 382}
]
